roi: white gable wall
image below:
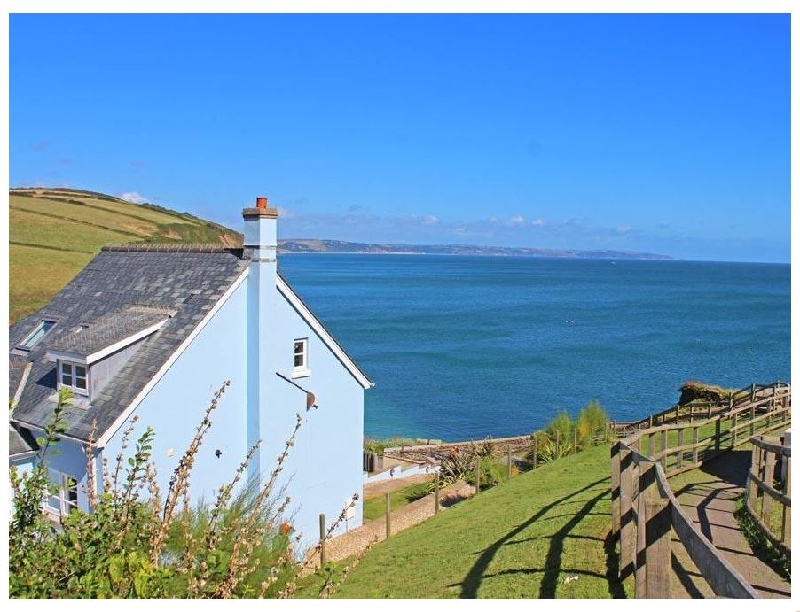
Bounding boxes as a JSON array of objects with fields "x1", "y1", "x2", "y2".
[
  {"x1": 258, "y1": 286, "x2": 366, "y2": 553},
  {"x1": 100, "y1": 279, "x2": 249, "y2": 512},
  {"x1": 97, "y1": 268, "x2": 366, "y2": 556}
]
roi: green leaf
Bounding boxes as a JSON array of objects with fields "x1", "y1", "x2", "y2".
[{"x1": 108, "y1": 555, "x2": 124, "y2": 584}]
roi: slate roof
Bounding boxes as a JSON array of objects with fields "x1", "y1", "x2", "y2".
[
  {"x1": 47, "y1": 305, "x2": 175, "y2": 358},
  {"x1": 9, "y1": 245, "x2": 248, "y2": 443},
  {"x1": 9, "y1": 423, "x2": 38, "y2": 457}
]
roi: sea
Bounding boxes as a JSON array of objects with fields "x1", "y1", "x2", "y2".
[{"x1": 278, "y1": 254, "x2": 791, "y2": 442}]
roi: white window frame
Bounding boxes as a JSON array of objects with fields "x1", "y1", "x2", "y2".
[
  {"x1": 59, "y1": 360, "x2": 89, "y2": 396},
  {"x1": 292, "y1": 338, "x2": 311, "y2": 378},
  {"x1": 45, "y1": 469, "x2": 78, "y2": 518}
]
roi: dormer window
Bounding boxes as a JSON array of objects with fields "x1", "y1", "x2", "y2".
[
  {"x1": 292, "y1": 338, "x2": 310, "y2": 378},
  {"x1": 59, "y1": 360, "x2": 88, "y2": 396}
]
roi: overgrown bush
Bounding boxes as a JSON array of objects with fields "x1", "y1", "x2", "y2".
[
  {"x1": 9, "y1": 382, "x2": 357, "y2": 598},
  {"x1": 526, "y1": 401, "x2": 608, "y2": 465},
  {"x1": 576, "y1": 400, "x2": 608, "y2": 449},
  {"x1": 677, "y1": 381, "x2": 729, "y2": 406},
  {"x1": 428, "y1": 439, "x2": 503, "y2": 492},
  {"x1": 363, "y1": 439, "x2": 387, "y2": 455}
]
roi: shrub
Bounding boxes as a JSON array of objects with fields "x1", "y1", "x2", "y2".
[
  {"x1": 677, "y1": 380, "x2": 728, "y2": 406},
  {"x1": 576, "y1": 400, "x2": 608, "y2": 449}
]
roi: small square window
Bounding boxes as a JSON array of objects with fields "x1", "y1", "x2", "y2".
[
  {"x1": 59, "y1": 360, "x2": 89, "y2": 396},
  {"x1": 292, "y1": 338, "x2": 310, "y2": 377},
  {"x1": 61, "y1": 362, "x2": 73, "y2": 386},
  {"x1": 75, "y1": 365, "x2": 87, "y2": 390}
]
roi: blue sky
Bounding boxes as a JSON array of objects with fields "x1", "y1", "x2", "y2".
[{"x1": 8, "y1": 12, "x2": 791, "y2": 262}]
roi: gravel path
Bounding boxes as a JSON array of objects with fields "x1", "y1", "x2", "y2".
[{"x1": 303, "y1": 475, "x2": 474, "y2": 569}]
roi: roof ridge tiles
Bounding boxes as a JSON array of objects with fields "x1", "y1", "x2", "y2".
[{"x1": 101, "y1": 244, "x2": 242, "y2": 253}]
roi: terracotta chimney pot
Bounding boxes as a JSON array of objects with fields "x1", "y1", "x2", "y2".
[{"x1": 256, "y1": 197, "x2": 268, "y2": 209}]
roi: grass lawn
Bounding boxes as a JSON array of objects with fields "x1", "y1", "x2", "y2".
[
  {"x1": 11, "y1": 195, "x2": 159, "y2": 236},
  {"x1": 9, "y1": 244, "x2": 94, "y2": 322},
  {"x1": 363, "y1": 481, "x2": 432, "y2": 521},
  {"x1": 299, "y1": 443, "x2": 629, "y2": 599}
]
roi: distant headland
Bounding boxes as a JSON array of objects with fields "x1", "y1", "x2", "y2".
[{"x1": 278, "y1": 238, "x2": 673, "y2": 260}]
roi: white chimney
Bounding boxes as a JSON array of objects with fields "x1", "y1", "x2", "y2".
[
  {"x1": 242, "y1": 196, "x2": 280, "y2": 482},
  {"x1": 243, "y1": 196, "x2": 278, "y2": 263}
]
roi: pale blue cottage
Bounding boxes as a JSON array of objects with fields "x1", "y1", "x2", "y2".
[{"x1": 8, "y1": 197, "x2": 373, "y2": 551}]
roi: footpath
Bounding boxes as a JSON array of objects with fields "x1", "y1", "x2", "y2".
[
  {"x1": 670, "y1": 450, "x2": 790, "y2": 599},
  {"x1": 304, "y1": 473, "x2": 473, "y2": 568}
]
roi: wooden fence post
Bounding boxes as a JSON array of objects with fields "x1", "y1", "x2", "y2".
[
  {"x1": 746, "y1": 443, "x2": 760, "y2": 514},
  {"x1": 532, "y1": 435, "x2": 538, "y2": 470},
  {"x1": 635, "y1": 462, "x2": 651, "y2": 598},
  {"x1": 783, "y1": 457, "x2": 791, "y2": 547},
  {"x1": 644, "y1": 496, "x2": 671, "y2": 598},
  {"x1": 319, "y1": 513, "x2": 326, "y2": 567},
  {"x1": 732, "y1": 412, "x2": 737, "y2": 447},
  {"x1": 714, "y1": 418, "x2": 721, "y2": 453},
  {"x1": 637, "y1": 461, "x2": 671, "y2": 598},
  {"x1": 677, "y1": 428, "x2": 684, "y2": 470},
  {"x1": 434, "y1": 470, "x2": 440, "y2": 515},
  {"x1": 660, "y1": 429, "x2": 667, "y2": 469},
  {"x1": 611, "y1": 442, "x2": 621, "y2": 536},
  {"x1": 619, "y1": 448, "x2": 637, "y2": 579},
  {"x1": 385, "y1": 492, "x2": 391, "y2": 538},
  {"x1": 762, "y1": 450, "x2": 776, "y2": 524},
  {"x1": 474, "y1": 458, "x2": 481, "y2": 496},
  {"x1": 692, "y1": 425, "x2": 699, "y2": 465}
]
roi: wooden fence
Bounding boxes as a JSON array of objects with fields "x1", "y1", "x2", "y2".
[
  {"x1": 610, "y1": 382, "x2": 790, "y2": 598},
  {"x1": 745, "y1": 434, "x2": 791, "y2": 553},
  {"x1": 610, "y1": 381, "x2": 790, "y2": 438}
]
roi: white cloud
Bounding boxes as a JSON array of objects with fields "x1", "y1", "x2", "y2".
[
  {"x1": 402, "y1": 214, "x2": 440, "y2": 227},
  {"x1": 508, "y1": 215, "x2": 526, "y2": 227},
  {"x1": 119, "y1": 191, "x2": 149, "y2": 204},
  {"x1": 616, "y1": 225, "x2": 632, "y2": 235},
  {"x1": 532, "y1": 218, "x2": 546, "y2": 227},
  {"x1": 277, "y1": 206, "x2": 296, "y2": 219}
]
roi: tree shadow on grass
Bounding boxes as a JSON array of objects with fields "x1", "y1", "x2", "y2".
[
  {"x1": 458, "y1": 477, "x2": 614, "y2": 598},
  {"x1": 537, "y1": 487, "x2": 609, "y2": 598}
]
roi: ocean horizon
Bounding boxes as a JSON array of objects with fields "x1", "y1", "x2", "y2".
[{"x1": 278, "y1": 254, "x2": 790, "y2": 442}]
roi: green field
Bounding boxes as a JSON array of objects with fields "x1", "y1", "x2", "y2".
[
  {"x1": 9, "y1": 188, "x2": 242, "y2": 322},
  {"x1": 299, "y1": 443, "x2": 630, "y2": 599}
]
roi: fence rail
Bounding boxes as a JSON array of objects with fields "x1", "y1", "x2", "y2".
[
  {"x1": 745, "y1": 435, "x2": 791, "y2": 553},
  {"x1": 610, "y1": 381, "x2": 790, "y2": 598},
  {"x1": 610, "y1": 381, "x2": 791, "y2": 438}
]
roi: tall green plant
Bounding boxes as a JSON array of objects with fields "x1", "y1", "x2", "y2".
[{"x1": 576, "y1": 400, "x2": 608, "y2": 449}]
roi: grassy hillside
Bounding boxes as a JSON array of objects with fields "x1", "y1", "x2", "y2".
[
  {"x1": 9, "y1": 188, "x2": 242, "y2": 322},
  {"x1": 300, "y1": 443, "x2": 630, "y2": 599}
]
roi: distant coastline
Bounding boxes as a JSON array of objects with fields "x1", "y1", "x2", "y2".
[{"x1": 278, "y1": 239, "x2": 673, "y2": 261}]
